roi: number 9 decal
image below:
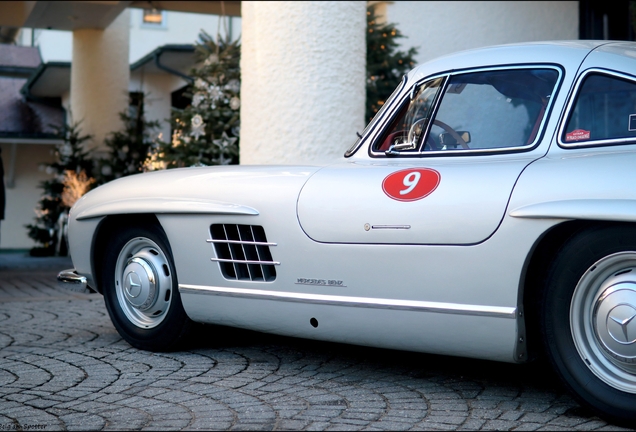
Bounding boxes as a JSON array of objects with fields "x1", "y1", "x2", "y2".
[
  {"x1": 382, "y1": 168, "x2": 440, "y2": 202},
  {"x1": 400, "y1": 171, "x2": 421, "y2": 195}
]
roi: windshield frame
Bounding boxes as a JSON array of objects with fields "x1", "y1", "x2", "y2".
[{"x1": 345, "y1": 75, "x2": 409, "y2": 158}]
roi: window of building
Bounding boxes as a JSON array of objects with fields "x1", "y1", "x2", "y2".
[{"x1": 142, "y1": 9, "x2": 166, "y2": 27}]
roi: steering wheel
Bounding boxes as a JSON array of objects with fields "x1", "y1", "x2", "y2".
[
  {"x1": 407, "y1": 118, "x2": 429, "y2": 145},
  {"x1": 408, "y1": 118, "x2": 470, "y2": 151},
  {"x1": 430, "y1": 119, "x2": 469, "y2": 149}
]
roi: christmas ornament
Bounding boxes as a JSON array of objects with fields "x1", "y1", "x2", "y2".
[
  {"x1": 192, "y1": 92, "x2": 205, "y2": 108},
  {"x1": 208, "y1": 85, "x2": 223, "y2": 101},
  {"x1": 204, "y1": 54, "x2": 219, "y2": 65},
  {"x1": 226, "y1": 79, "x2": 240, "y2": 93},
  {"x1": 190, "y1": 114, "x2": 206, "y2": 139},
  {"x1": 212, "y1": 132, "x2": 238, "y2": 165}
]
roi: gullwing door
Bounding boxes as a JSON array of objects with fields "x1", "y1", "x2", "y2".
[{"x1": 298, "y1": 67, "x2": 561, "y2": 245}]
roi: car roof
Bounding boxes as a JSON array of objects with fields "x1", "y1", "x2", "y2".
[{"x1": 407, "y1": 40, "x2": 635, "y2": 82}]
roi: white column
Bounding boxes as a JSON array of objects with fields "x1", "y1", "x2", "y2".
[
  {"x1": 240, "y1": 1, "x2": 367, "y2": 165},
  {"x1": 70, "y1": 10, "x2": 130, "y2": 151}
]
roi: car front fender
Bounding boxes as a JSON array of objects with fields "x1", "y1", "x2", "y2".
[{"x1": 75, "y1": 197, "x2": 259, "y2": 220}]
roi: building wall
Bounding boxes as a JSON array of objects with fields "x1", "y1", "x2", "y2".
[
  {"x1": 128, "y1": 9, "x2": 241, "y2": 64},
  {"x1": 0, "y1": 143, "x2": 56, "y2": 250},
  {"x1": 17, "y1": 10, "x2": 241, "y2": 64},
  {"x1": 24, "y1": 29, "x2": 72, "y2": 63},
  {"x1": 386, "y1": 1, "x2": 579, "y2": 65}
]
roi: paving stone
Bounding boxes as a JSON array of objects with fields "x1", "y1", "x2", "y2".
[{"x1": 0, "y1": 259, "x2": 631, "y2": 431}]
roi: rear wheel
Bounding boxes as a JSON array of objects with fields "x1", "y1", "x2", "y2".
[
  {"x1": 542, "y1": 225, "x2": 636, "y2": 426},
  {"x1": 101, "y1": 223, "x2": 192, "y2": 351}
]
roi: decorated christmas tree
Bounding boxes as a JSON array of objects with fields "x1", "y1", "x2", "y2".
[
  {"x1": 96, "y1": 93, "x2": 161, "y2": 183},
  {"x1": 366, "y1": 4, "x2": 418, "y2": 122},
  {"x1": 26, "y1": 121, "x2": 95, "y2": 256},
  {"x1": 155, "y1": 30, "x2": 240, "y2": 168}
]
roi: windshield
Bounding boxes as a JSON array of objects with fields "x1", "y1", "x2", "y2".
[
  {"x1": 371, "y1": 77, "x2": 445, "y2": 153},
  {"x1": 345, "y1": 75, "x2": 408, "y2": 157}
]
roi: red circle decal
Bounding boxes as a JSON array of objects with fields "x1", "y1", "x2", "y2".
[{"x1": 382, "y1": 168, "x2": 440, "y2": 202}]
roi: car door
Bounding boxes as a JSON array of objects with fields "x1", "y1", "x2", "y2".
[{"x1": 297, "y1": 66, "x2": 562, "y2": 245}]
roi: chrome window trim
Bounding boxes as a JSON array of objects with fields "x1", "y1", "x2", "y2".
[
  {"x1": 368, "y1": 64, "x2": 564, "y2": 158},
  {"x1": 179, "y1": 284, "x2": 517, "y2": 319},
  {"x1": 558, "y1": 68, "x2": 636, "y2": 149},
  {"x1": 368, "y1": 72, "x2": 448, "y2": 158},
  {"x1": 345, "y1": 75, "x2": 409, "y2": 157}
]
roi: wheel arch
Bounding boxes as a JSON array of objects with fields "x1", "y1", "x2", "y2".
[
  {"x1": 529, "y1": 220, "x2": 636, "y2": 425},
  {"x1": 91, "y1": 213, "x2": 163, "y2": 294},
  {"x1": 519, "y1": 219, "x2": 636, "y2": 361}
]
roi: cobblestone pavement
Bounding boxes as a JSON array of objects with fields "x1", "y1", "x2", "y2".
[{"x1": 0, "y1": 253, "x2": 633, "y2": 431}]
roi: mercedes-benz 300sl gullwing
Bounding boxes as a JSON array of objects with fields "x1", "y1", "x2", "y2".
[{"x1": 62, "y1": 41, "x2": 636, "y2": 425}]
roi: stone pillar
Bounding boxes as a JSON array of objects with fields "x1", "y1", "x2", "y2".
[
  {"x1": 70, "y1": 9, "x2": 130, "y2": 151},
  {"x1": 240, "y1": 1, "x2": 367, "y2": 165}
]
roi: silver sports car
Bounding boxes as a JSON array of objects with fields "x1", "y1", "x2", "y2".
[{"x1": 62, "y1": 40, "x2": 636, "y2": 425}]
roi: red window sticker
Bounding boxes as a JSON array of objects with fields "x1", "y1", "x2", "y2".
[
  {"x1": 382, "y1": 168, "x2": 440, "y2": 202},
  {"x1": 565, "y1": 129, "x2": 591, "y2": 142}
]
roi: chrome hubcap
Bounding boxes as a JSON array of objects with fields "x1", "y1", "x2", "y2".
[
  {"x1": 123, "y1": 256, "x2": 157, "y2": 310},
  {"x1": 115, "y1": 237, "x2": 172, "y2": 329},
  {"x1": 571, "y1": 252, "x2": 636, "y2": 393},
  {"x1": 594, "y1": 282, "x2": 636, "y2": 369}
]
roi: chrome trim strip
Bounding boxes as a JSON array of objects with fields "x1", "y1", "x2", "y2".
[
  {"x1": 210, "y1": 258, "x2": 281, "y2": 265},
  {"x1": 57, "y1": 269, "x2": 97, "y2": 294},
  {"x1": 57, "y1": 268, "x2": 88, "y2": 286},
  {"x1": 371, "y1": 225, "x2": 411, "y2": 230},
  {"x1": 179, "y1": 284, "x2": 517, "y2": 319},
  {"x1": 206, "y1": 239, "x2": 277, "y2": 246},
  {"x1": 76, "y1": 199, "x2": 259, "y2": 220}
]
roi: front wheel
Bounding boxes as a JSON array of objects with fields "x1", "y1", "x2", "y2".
[
  {"x1": 101, "y1": 223, "x2": 192, "y2": 351},
  {"x1": 542, "y1": 225, "x2": 636, "y2": 426}
]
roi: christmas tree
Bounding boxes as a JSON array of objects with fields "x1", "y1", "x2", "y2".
[
  {"x1": 26, "y1": 120, "x2": 95, "y2": 256},
  {"x1": 366, "y1": 4, "x2": 418, "y2": 122},
  {"x1": 155, "y1": 30, "x2": 240, "y2": 168},
  {"x1": 96, "y1": 93, "x2": 161, "y2": 183}
]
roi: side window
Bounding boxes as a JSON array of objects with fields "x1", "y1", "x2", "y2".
[
  {"x1": 373, "y1": 68, "x2": 559, "y2": 156},
  {"x1": 428, "y1": 69, "x2": 559, "y2": 151},
  {"x1": 372, "y1": 77, "x2": 445, "y2": 153},
  {"x1": 562, "y1": 72, "x2": 636, "y2": 145}
]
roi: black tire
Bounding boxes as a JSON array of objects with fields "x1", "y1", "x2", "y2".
[
  {"x1": 101, "y1": 223, "x2": 192, "y2": 351},
  {"x1": 541, "y1": 224, "x2": 636, "y2": 426}
]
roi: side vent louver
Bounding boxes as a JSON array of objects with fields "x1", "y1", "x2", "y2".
[{"x1": 208, "y1": 224, "x2": 278, "y2": 282}]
